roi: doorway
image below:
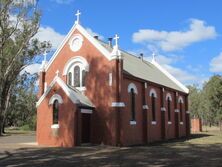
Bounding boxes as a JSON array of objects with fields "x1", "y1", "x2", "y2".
[{"x1": 81, "y1": 113, "x2": 91, "y2": 143}]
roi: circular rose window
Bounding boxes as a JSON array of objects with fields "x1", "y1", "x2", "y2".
[{"x1": 69, "y1": 34, "x2": 83, "y2": 52}]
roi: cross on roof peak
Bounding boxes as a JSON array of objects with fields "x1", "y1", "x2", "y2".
[
  {"x1": 43, "y1": 51, "x2": 47, "y2": 61},
  {"x1": 152, "y1": 52, "x2": 156, "y2": 61},
  {"x1": 75, "y1": 10, "x2": 81, "y2": 24},
  {"x1": 56, "y1": 70, "x2": 59, "y2": 77},
  {"x1": 114, "y1": 34, "x2": 120, "y2": 47}
]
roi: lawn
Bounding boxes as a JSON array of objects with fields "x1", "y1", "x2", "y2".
[{"x1": 0, "y1": 128, "x2": 222, "y2": 167}]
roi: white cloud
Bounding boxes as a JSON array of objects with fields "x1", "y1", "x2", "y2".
[
  {"x1": 86, "y1": 28, "x2": 105, "y2": 40},
  {"x1": 210, "y1": 52, "x2": 222, "y2": 72},
  {"x1": 51, "y1": 0, "x2": 74, "y2": 4},
  {"x1": 132, "y1": 19, "x2": 217, "y2": 51},
  {"x1": 34, "y1": 26, "x2": 65, "y2": 49},
  {"x1": 21, "y1": 63, "x2": 41, "y2": 75}
]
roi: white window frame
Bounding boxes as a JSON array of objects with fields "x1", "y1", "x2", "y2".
[{"x1": 63, "y1": 56, "x2": 89, "y2": 91}]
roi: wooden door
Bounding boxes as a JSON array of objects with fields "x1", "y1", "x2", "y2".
[{"x1": 81, "y1": 113, "x2": 91, "y2": 143}]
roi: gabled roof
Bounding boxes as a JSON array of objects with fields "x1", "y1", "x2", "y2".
[
  {"x1": 44, "y1": 21, "x2": 188, "y2": 94},
  {"x1": 36, "y1": 76, "x2": 94, "y2": 107},
  {"x1": 45, "y1": 23, "x2": 112, "y2": 72},
  {"x1": 99, "y1": 41, "x2": 189, "y2": 94}
]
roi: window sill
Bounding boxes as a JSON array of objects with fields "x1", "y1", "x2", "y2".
[
  {"x1": 51, "y1": 124, "x2": 59, "y2": 129},
  {"x1": 168, "y1": 121, "x2": 172, "y2": 125},
  {"x1": 151, "y1": 121, "x2": 157, "y2": 125},
  {"x1": 180, "y1": 122, "x2": 183, "y2": 125},
  {"x1": 76, "y1": 86, "x2": 86, "y2": 91},
  {"x1": 130, "y1": 120, "x2": 137, "y2": 125}
]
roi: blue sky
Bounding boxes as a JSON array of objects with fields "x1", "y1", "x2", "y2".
[{"x1": 31, "y1": 0, "x2": 222, "y2": 86}]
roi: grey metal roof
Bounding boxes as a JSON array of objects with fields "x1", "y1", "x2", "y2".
[
  {"x1": 99, "y1": 41, "x2": 187, "y2": 93},
  {"x1": 68, "y1": 86, "x2": 94, "y2": 107}
]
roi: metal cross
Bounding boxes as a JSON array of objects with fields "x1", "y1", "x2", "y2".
[
  {"x1": 75, "y1": 10, "x2": 81, "y2": 24},
  {"x1": 43, "y1": 51, "x2": 47, "y2": 62},
  {"x1": 56, "y1": 70, "x2": 59, "y2": 77},
  {"x1": 152, "y1": 52, "x2": 156, "y2": 61},
  {"x1": 114, "y1": 34, "x2": 119, "y2": 47}
]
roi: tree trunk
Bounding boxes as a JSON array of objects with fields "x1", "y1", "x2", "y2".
[
  {"x1": 0, "y1": 115, "x2": 3, "y2": 136},
  {"x1": 220, "y1": 120, "x2": 222, "y2": 131}
]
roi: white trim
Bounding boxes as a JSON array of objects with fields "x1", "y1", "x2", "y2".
[
  {"x1": 178, "y1": 96, "x2": 184, "y2": 103},
  {"x1": 111, "y1": 102, "x2": 125, "y2": 107},
  {"x1": 44, "y1": 82, "x2": 47, "y2": 93},
  {"x1": 161, "y1": 107, "x2": 166, "y2": 111},
  {"x1": 109, "y1": 73, "x2": 112, "y2": 86},
  {"x1": 151, "y1": 60, "x2": 189, "y2": 94},
  {"x1": 143, "y1": 105, "x2": 149, "y2": 109},
  {"x1": 49, "y1": 94, "x2": 63, "y2": 105},
  {"x1": 175, "y1": 109, "x2": 179, "y2": 113},
  {"x1": 168, "y1": 121, "x2": 172, "y2": 125},
  {"x1": 51, "y1": 124, "x2": 59, "y2": 129},
  {"x1": 69, "y1": 34, "x2": 83, "y2": 52},
  {"x1": 186, "y1": 111, "x2": 190, "y2": 114},
  {"x1": 128, "y1": 83, "x2": 138, "y2": 94},
  {"x1": 149, "y1": 88, "x2": 157, "y2": 98},
  {"x1": 81, "y1": 109, "x2": 92, "y2": 114},
  {"x1": 76, "y1": 86, "x2": 86, "y2": 92},
  {"x1": 180, "y1": 122, "x2": 184, "y2": 125},
  {"x1": 151, "y1": 121, "x2": 157, "y2": 125},
  {"x1": 165, "y1": 93, "x2": 172, "y2": 101},
  {"x1": 144, "y1": 82, "x2": 147, "y2": 89},
  {"x1": 36, "y1": 76, "x2": 79, "y2": 107},
  {"x1": 130, "y1": 120, "x2": 137, "y2": 125},
  {"x1": 45, "y1": 23, "x2": 112, "y2": 72},
  {"x1": 62, "y1": 56, "x2": 89, "y2": 75}
]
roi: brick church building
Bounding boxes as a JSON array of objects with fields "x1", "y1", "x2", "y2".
[{"x1": 36, "y1": 11, "x2": 190, "y2": 147}]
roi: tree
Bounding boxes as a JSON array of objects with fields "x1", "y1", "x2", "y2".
[
  {"x1": 203, "y1": 75, "x2": 222, "y2": 129},
  {"x1": 0, "y1": 0, "x2": 50, "y2": 135},
  {"x1": 187, "y1": 85, "x2": 202, "y2": 118},
  {"x1": 5, "y1": 72, "x2": 37, "y2": 130}
]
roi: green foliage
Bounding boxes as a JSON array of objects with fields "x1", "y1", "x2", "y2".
[
  {"x1": 188, "y1": 75, "x2": 222, "y2": 127},
  {"x1": 0, "y1": 0, "x2": 51, "y2": 134},
  {"x1": 5, "y1": 73, "x2": 37, "y2": 130}
]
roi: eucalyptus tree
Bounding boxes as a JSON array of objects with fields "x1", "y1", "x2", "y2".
[{"x1": 0, "y1": 0, "x2": 50, "y2": 135}]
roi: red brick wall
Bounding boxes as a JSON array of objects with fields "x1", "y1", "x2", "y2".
[
  {"x1": 37, "y1": 83, "x2": 76, "y2": 147},
  {"x1": 38, "y1": 29, "x2": 118, "y2": 146},
  {"x1": 147, "y1": 85, "x2": 161, "y2": 142},
  {"x1": 120, "y1": 78, "x2": 143, "y2": 146},
  {"x1": 164, "y1": 90, "x2": 175, "y2": 140},
  {"x1": 191, "y1": 118, "x2": 202, "y2": 132},
  {"x1": 37, "y1": 27, "x2": 190, "y2": 147}
]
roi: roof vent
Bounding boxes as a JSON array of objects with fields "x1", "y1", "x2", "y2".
[
  {"x1": 94, "y1": 36, "x2": 99, "y2": 40},
  {"x1": 139, "y1": 53, "x2": 143, "y2": 60},
  {"x1": 108, "y1": 37, "x2": 113, "y2": 47}
]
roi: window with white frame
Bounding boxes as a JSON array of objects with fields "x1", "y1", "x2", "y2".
[
  {"x1": 128, "y1": 83, "x2": 138, "y2": 122},
  {"x1": 149, "y1": 89, "x2": 157, "y2": 122},
  {"x1": 63, "y1": 56, "x2": 89, "y2": 90}
]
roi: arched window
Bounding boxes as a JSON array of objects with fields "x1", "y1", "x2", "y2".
[
  {"x1": 130, "y1": 88, "x2": 136, "y2": 121},
  {"x1": 179, "y1": 100, "x2": 183, "y2": 122},
  {"x1": 167, "y1": 97, "x2": 171, "y2": 121},
  {"x1": 53, "y1": 100, "x2": 59, "y2": 124},
  {"x1": 82, "y1": 70, "x2": 86, "y2": 87},
  {"x1": 63, "y1": 56, "x2": 89, "y2": 90},
  {"x1": 151, "y1": 93, "x2": 156, "y2": 121},
  {"x1": 74, "y1": 65, "x2": 80, "y2": 87},
  {"x1": 67, "y1": 72, "x2": 72, "y2": 86}
]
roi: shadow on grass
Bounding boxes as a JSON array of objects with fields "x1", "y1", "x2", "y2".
[{"x1": 0, "y1": 141, "x2": 222, "y2": 167}]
